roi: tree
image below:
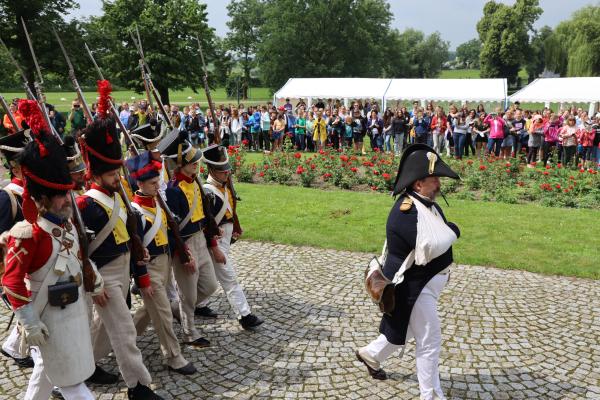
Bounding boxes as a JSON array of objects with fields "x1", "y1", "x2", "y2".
[
  {"x1": 383, "y1": 29, "x2": 449, "y2": 78},
  {"x1": 256, "y1": 0, "x2": 392, "y2": 90},
  {"x1": 456, "y1": 38, "x2": 481, "y2": 69},
  {"x1": 88, "y1": 0, "x2": 216, "y2": 105},
  {"x1": 0, "y1": 0, "x2": 85, "y2": 93},
  {"x1": 226, "y1": 0, "x2": 264, "y2": 99},
  {"x1": 524, "y1": 25, "x2": 552, "y2": 81},
  {"x1": 477, "y1": 0, "x2": 542, "y2": 84},
  {"x1": 545, "y1": 6, "x2": 600, "y2": 77}
]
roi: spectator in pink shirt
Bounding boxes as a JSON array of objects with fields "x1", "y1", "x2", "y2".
[{"x1": 484, "y1": 107, "x2": 505, "y2": 156}]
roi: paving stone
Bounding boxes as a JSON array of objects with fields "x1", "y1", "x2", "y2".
[{"x1": 0, "y1": 241, "x2": 598, "y2": 399}]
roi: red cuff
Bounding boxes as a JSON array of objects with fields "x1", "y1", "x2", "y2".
[
  {"x1": 137, "y1": 273, "x2": 151, "y2": 289},
  {"x1": 209, "y1": 239, "x2": 218, "y2": 248}
]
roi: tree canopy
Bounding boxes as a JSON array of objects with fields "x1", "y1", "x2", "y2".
[
  {"x1": 477, "y1": 0, "x2": 542, "y2": 84},
  {"x1": 456, "y1": 39, "x2": 481, "y2": 69}
]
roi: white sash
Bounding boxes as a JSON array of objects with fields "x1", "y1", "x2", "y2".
[
  {"x1": 132, "y1": 202, "x2": 164, "y2": 247},
  {"x1": 4, "y1": 182, "x2": 24, "y2": 196},
  {"x1": 203, "y1": 183, "x2": 232, "y2": 224},
  {"x1": 85, "y1": 189, "x2": 127, "y2": 223}
]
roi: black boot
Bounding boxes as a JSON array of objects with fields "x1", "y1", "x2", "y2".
[
  {"x1": 168, "y1": 362, "x2": 197, "y2": 375},
  {"x1": 194, "y1": 306, "x2": 217, "y2": 318},
  {"x1": 1, "y1": 349, "x2": 34, "y2": 368},
  {"x1": 86, "y1": 365, "x2": 119, "y2": 385},
  {"x1": 127, "y1": 382, "x2": 164, "y2": 400},
  {"x1": 239, "y1": 314, "x2": 264, "y2": 330}
]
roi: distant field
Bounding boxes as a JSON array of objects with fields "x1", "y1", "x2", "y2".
[
  {"x1": 2, "y1": 87, "x2": 273, "y2": 113},
  {"x1": 439, "y1": 68, "x2": 529, "y2": 81}
]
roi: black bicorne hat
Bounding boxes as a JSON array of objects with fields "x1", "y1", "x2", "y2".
[
  {"x1": 63, "y1": 135, "x2": 85, "y2": 173},
  {"x1": 0, "y1": 129, "x2": 33, "y2": 165},
  {"x1": 392, "y1": 144, "x2": 459, "y2": 196},
  {"x1": 131, "y1": 118, "x2": 163, "y2": 149},
  {"x1": 157, "y1": 129, "x2": 201, "y2": 167},
  {"x1": 80, "y1": 117, "x2": 123, "y2": 176},
  {"x1": 201, "y1": 144, "x2": 230, "y2": 171}
]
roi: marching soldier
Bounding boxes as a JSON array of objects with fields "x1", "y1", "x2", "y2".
[
  {"x1": 1, "y1": 101, "x2": 103, "y2": 399},
  {"x1": 201, "y1": 145, "x2": 263, "y2": 330},
  {"x1": 160, "y1": 130, "x2": 218, "y2": 347},
  {"x1": 126, "y1": 151, "x2": 197, "y2": 375},
  {"x1": 356, "y1": 144, "x2": 460, "y2": 400},
  {"x1": 0, "y1": 128, "x2": 35, "y2": 368},
  {"x1": 77, "y1": 90, "x2": 163, "y2": 399}
]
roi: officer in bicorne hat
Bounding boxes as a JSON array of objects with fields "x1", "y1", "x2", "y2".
[
  {"x1": 1, "y1": 99, "x2": 103, "y2": 399},
  {"x1": 160, "y1": 129, "x2": 217, "y2": 347},
  {"x1": 0, "y1": 128, "x2": 36, "y2": 369},
  {"x1": 77, "y1": 80, "x2": 163, "y2": 399},
  {"x1": 201, "y1": 144, "x2": 264, "y2": 330},
  {"x1": 126, "y1": 150, "x2": 197, "y2": 375},
  {"x1": 356, "y1": 144, "x2": 460, "y2": 400}
]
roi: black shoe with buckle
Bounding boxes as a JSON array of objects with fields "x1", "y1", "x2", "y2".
[
  {"x1": 184, "y1": 337, "x2": 211, "y2": 348},
  {"x1": 86, "y1": 365, "x2": 119, "y2": 385},
  {"x1": 355, "y1": 350, "x2": 387, "y2": 380},
  {"x1": 127, "y1": 382, "x2": 164, "y2": 400},
  {"x1": 239, "y1": 314, "x2": 264, "y2": 330},
  {"x1": 51, "y1": 387, "x2": 64, "y2": 399},
  {"x1": 194, "y1": 306, "x2": 218, "y2": 318},
  {"x1": 169, "y1": 362, "x2": 197, "y2": 375},
  {"x1": 1, "y1": 349, "x2": 34, "y2": 368}
]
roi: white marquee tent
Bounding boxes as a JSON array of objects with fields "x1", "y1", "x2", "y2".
[
  {"x1": 273, "y1": 78, "x2": 393, "y2": 108},
  {"x1": 509, "y1": 77, "x2": 600, "y2": 114},
  {"x1": 383, "y1": 78, "x2": 507, "y2": 109}
]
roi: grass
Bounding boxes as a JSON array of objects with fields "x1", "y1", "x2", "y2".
[
  {"x1": 439, "y1": 68, "x2": 529, "y2": 81},
  {"x1": 236, "y1": 183, "x2": 600, "y2": 280},
  {"x1": 2, "y1": 87, "x2": 273, "y2": 113}
]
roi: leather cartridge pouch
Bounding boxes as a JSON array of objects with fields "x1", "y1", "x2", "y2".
[
  {"x1": 48, "y1": 275, "x2": 80, "y2": 309},
  {"x1": 364, "y1": 257, "x2": 396, "y2": 315}
]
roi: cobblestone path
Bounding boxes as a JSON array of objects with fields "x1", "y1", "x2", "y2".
[{"x1": 1, "y1": 241, "x2": 599, "y2": 399}]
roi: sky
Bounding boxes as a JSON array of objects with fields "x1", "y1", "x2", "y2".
[{"x1": 70, "y1": 0, "x2": 599, "y2": 49}]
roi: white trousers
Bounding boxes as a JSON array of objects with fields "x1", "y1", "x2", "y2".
[
  {"x1": 25, "y1": 347, "x2": 94, "y2": 400},
  {"x1": 365, "y1": 274, "x2": 448, "y2": 400},
  {"x1": 2, "y1": 325, "x2": 27, "y2": 358},
  {"x1": 432, "y1": 133, "x2": 443, "y2": 155},
  {"x1": 211, "y1": 223, "x2": 251, "y2": 318}
]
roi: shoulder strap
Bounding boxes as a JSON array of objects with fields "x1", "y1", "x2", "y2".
[
  {"x1": 132, "y1": 202, "x2": 163, "y2": 247},
  {"x1": 2, "y1": 188, "x2": 18, "y2": 220},
  {"x1": 203, "y1": 184, "x2": 228, "y2": 224},
  {"x1": 88, "y1": 194, "x2": 122, "y2": 255},
  {"x1": 391, "y1": 250, "x2": 415, "y2": 285}
]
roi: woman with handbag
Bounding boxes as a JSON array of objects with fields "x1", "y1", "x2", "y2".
[{"x1": 358, "y1": 144, "x2": 461, "y2": 400}]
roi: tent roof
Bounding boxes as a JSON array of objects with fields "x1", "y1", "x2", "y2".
[
  {"x1": 509, "y1": 77, "x2": 600, "y2": 103},
  {"x1": 274, "y1": 78, "x2": 392, "y2": 100},
  {"x1": 384, "y1": 78, "x2": 507, "y2": 102}
]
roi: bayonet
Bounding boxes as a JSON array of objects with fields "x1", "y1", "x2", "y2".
[{"x1": 0, "y1": 95, "x2": 19, "y2": 130}]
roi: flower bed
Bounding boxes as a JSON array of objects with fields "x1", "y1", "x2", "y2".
[{"x1": 226, "y1": 145, "x2": 600, "y2": 209}]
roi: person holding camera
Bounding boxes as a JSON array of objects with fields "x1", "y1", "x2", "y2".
[{"x1": 68, "y1": 100, "x2": 87, "y2": 136}]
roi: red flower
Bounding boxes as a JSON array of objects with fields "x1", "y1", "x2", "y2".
[
  {"x1": 564, "y1": 189, "x2": 569, "y2": 193},
  {"x1": 340, "y1": 155, "x2": 349, "y2": 162},
  {"x1": 370, "y1": 186, "x2": 378, "y2": 191},
  {"x1": 310, "y1": 163, "x2": 316, "y2": 170},
  {"x1": 531, "y1": 162, "x2": 537, "y2": 166},
  {"x1": 569, "y1": 176, "x2": 575, "y2": 180},
  {"x1": 263, "y1": 164, "x2": 269, "y2": 170},
  {"x1": 543, "y1": 171, "x2": 549, "y2": 176},
  {"x1": 296, "y1": 166, "x2": 304, "y2": 174},
  {"x1": 350, "y1": 167, "x2": 358, "y2": 173},
  {"x1": 322, "y1": 173, "x2": 332, "y2": 179},
  {"x1": 242, "y1": 139, "x2": 249, "y2": 146},
  {"x1": 545, "y1": 165, "x2": 551, "y2": 169},
  {"x1": 259, "y1": 171, "x2": 264, "y2": 177},
  {"x1": 505, "y1": 169, "x2": 510, "y2": 173},
  {"x1": 294, "y1": 152, "x2": 302, "y2": 159},
  {"x1": 373, "y1": 170, "x2": 379, "y2": 175},
  {"x1": 478, "y1": 165, "x2": 487, "y2": 171},
  {"x1": 505, "y1": 162, "x2": 511, "y2": 167},
  {"x1": 319, "y1": 149, "x2": 325, "y2": 155},
  {"x1": 516, "y1": 181, "x2": 525, "y2": 187},
  {"x1": 557, "y1": 163, "x2": 562, "y2": 168},
  {"x1": 382, "y1": 173, "x2": 391, "y2": 181},
  {"x1": 579, "y1": 168, "x2": 585, "y2": 173},
  {"x1": 199, "y1": 167, "x2": 205, "y2": 174},
  {"x1": 555, "y1": 184, "x2": 561, "y2": 189}
]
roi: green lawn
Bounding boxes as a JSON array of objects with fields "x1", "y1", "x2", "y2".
[
  {"x1": 236, "y1": 183, "x2": 600, "y2": 280},
  {"x1": 2, "y1": 87, "x2": 273, "y2": 113},
  {"x1": 439, "y1": 68, "x2": 529, "y2": 81}
]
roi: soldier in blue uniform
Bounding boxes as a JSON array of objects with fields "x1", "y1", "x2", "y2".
[
  {"x1": 357, "y1": 144, "x2": 460, "y2": 400},
  {"x1": 0, "y1": 128, "x2": 34, "y2": 368}
]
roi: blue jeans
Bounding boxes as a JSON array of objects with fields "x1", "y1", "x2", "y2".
[
  {"x1": 453, "y1": 132, "x2": 466, "y2": 158},
  {"x1": 487, "y1": 138, "x2": 502, "y2": 156},
  {"x1": 384, "y1": 134, "x2": 392, "y2": 152},
  {"x1": 372, "y1": 134, "x2": 383, "y2": 150}
]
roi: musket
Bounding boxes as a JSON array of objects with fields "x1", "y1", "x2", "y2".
[
  {"x1": 128, "y1": 30, "x2": 221, "y2": 240},
  {"x1": 83, "y1": 42, "x2": 192, "y2": 266},
  {"x1": 0, "y1": 37, "x2": 37, "y2": 101},
  {"x1": 0, "y1": 95, "x2": 19, "y2": 131},
  {"x1": 134, "y1": 27, "x2": 153, "y2": 110},
  {"x1": 20, "y1": 19, "x2": 97, "y2": 292},
  {"x1": 196, "y1": 37, "x2": 243, "y2": 240}
]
